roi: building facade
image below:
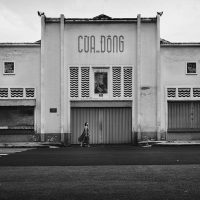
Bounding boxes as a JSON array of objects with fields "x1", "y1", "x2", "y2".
[{"x1": 0, "y1": 14, "x2": 200, "y2": 144}]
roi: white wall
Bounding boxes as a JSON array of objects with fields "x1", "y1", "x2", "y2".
[
  {"x1": 43, "y1": 23, "x2": 61, "y2": 133},
  {"x1": 43, "y1": 20, "x2": 158, "y2": 136},
  {"x1": 161, "y1": 46, "x2": 200, "y2": 131},
  {"x1": 65, "y1": 23, "x2": 137, "y2": 66},
  {"x1": 140, "y1": 23, "x2": 157, "y2": 133},
  {"x1": 0, "y1": 46, "x2": 41, "y2": 132}
]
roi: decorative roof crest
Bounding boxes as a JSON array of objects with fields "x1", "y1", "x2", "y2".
[{"x1": 93, "y1": 14, "x2": 112, "y2": 20}]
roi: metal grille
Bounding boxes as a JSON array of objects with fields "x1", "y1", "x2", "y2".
[
  {"x1": 167, "y1": 88, "x2": 176, "y2": 98},
  {"x1": 0, "y1": 88, "x2": 8, "y2": 98},
  {"x1": 113, "y1": 67, "x2": 121, "y2": 97},
  {"x1": 178, "y1": 88, "x2": 191, "y2": 98},
  {"x1": 168, "y1": 101, "x2": 200, "y2": 130},
  {"x1": 193, "y1": 88, "x2": 200, "y2": 97},
  {"x1": 25, "y1": 88, "x2": 35, "y2": 98},
  {"x1": 124, "y1": 67, "x2": 132, "y2": 97},
  {"x1": 71, "y1": 107, "x2": 132, "y2": 144},
  {"x1": 70, "y1": 67, "x2": 79, "y2": 98},
  {"x1": 81, "y1": 67, "x2": 90, "y2": 97},
  {"x1": 10, "y1": 88, "x2": 23, "y2": 98}
]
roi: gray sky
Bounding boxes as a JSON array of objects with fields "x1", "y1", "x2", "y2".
[{"x1": 0, "y1": 0, "x2": 200, "y2": 42}]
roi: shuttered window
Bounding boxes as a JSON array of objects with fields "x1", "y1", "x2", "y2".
[
  {"x1": 25, "y1": 88, "x2": 35, "y2": 98},
  {"x1": 112, "y1": 67, "x2": 121, "y2": 97},
  {"x1": 193, "y1": 88, "x2": 200, "y2": 97},
  {"x1": 124, "y1": 67, "x2": 132, "y2": 97},
  {"x1": 0, "y1": 88, "x2": 8, "y2": 98},
  {"x1": 81, "y1": 67, "x2": 90, "y2": 97},
  {"x1": 178, "y1": 88, "x2": 190, "y2": 98},
  {"x1": 70, "y1": 67, "x2": 79, "y2": 98},
  {"x1": 167, "y1": 88, "x2": 176, "y2": 98},
  {"x1": 10, "y1": 88, "x2": 23, "y2": 98}
]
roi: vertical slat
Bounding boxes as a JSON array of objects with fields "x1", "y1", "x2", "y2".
[{"x1": 193, "y1": 101, "x2": 200, "y2": 129}]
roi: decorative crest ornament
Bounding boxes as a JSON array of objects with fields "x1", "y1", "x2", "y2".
[{"x1": 93, "y1": 14, "x2": 112, "y2": 20}]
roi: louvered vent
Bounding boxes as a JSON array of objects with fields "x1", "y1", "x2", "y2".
[
  {"x1": 10, "y1": 88, "x2": 23, "y2": 98},
  {"x1": 81, "y1": 67, "x2": 90, "y2": 97},
  {"x1": 167, "y1": 88, "x2": 176, "y2": 98},
  {"x1": 26, "y1": 88, "x2": 35, "y2": 98},
  {"x1": 178, "y1": 88, "x2": 190, "y2": 97},
  {"x1": 193, "y1": 88, "x2": 200, "y2": 97},
  {"x1": 113, "y1": 67, "x2": 121, "y2": 97},
  {"x1": 0, "y1": 88, "x2": 8, "y2": 98},
  {"x1": 124, "y1": 67, "x2": 132, "y2": 97},
  {"x1": 70, "y1": 67, "x2": 79, "y2": 97}
]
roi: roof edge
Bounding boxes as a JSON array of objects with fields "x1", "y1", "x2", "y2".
[
  {"x1": 45, "y1": 17, "x2": 157, "y2": 23},
  {"x1": 0, "y1": 43, "x2": 41, "y2": 47},
  {"x1": 161, "y1": 43, "x2": 200, "y2": 47}
]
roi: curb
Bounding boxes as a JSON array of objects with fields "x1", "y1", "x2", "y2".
[
  {"x1": 138, "y1": 141, "x2": 200, "y2": 147},
  {"x1": 0, "y1": 142, "x2": 64, "y2": 148}
]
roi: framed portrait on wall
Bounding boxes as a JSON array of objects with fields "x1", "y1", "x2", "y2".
[
  {"x1": 92, "y1": 67, "x2": 110, "y2": 98},
  {"x1": 94, "y1": 72, "x2": 108, "y2": 94}
]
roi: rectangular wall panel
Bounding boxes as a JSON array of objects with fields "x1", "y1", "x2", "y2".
[
  {"x1": 71, "y1": 108, "x2": 100, "y2": 144},
  {"x1": 192, "y1": 102, "x2": 200, "y2": 129},
  {"x1": 0, "y1": 106, "x2": 34, "y2": 129},
  {"x1": 168, "y1": 101, "x2": 200, "y2": 131},
  {"x1": 71, "y1": 107, "x2": 132, "y2": 144}
]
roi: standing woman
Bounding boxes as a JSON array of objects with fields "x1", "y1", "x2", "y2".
[
  {"x1": 84, "y1": 122, "x2": 90, "y2": 147},
  {"x1": 78, "y1": 122, "x2": 90, "y2": 147}
]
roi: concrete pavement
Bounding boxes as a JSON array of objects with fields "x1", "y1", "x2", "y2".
[
  {"x1": 1, "y1": 145, "x2": 200, "y2": 166},
  {"x1": 1, "y1": 140, "x2": 200, "y2": 148},
  {"x1": 0, "y1": 142, "x2": 63, "y2": 148}
]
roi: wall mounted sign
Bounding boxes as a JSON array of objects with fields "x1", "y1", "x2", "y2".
[
  {"x1": 50, "y1": 108, "x2": 57, "y2": 113},
  {"x1": 78, "y1": 35, "x2": 124, "y2": 53},
  {"x1": 4, "y1": 62, "x2": 15, "y2": 74}
]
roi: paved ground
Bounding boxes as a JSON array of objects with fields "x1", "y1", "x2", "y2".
[
  {"x1": 1, "y1": 165, "x2": 200, "y2": 200},
  {"x1": 1, "y1": 145, "x2": 200, "y2": 166},
  {"x1": 0, "y1": 148, "x2": 34, "y2": 158},
  {"x1": 1, "y1": 145, "x2": 200, "y2": 200}
]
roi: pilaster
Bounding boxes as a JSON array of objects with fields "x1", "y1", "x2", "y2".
[
  {"x1": 136, "y1": 14, "x2": 142, "y2": 141},
  {"x1": 156, "y1": 14, "x2": 161, "y2": 140},
  {"x1": 60, "y1": 14, "x2": 65, "y2": 141},
  {"x1": 40, "y1": 15, "x2": 45, "y2": 141}
]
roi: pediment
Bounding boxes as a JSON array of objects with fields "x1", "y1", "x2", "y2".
[{"x1": 93, "y1": 14, "x2": 112, "y2": 20}]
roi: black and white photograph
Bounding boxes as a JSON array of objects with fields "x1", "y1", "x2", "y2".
[{"x1": 1, "y1": 0, "x2": 200, "y2": 199}]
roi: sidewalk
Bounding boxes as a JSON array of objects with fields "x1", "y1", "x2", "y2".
[
  {"x1": 138, "y1": 140, "x2": 200, "y2": 146},
  {"x1": 0, "y1": 142, "x2": 63, "y2": 148},
  {"x1": 1, "y1": 140, "x2": 200, "y2": 148}
]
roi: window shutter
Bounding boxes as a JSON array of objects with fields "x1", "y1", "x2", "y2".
[
  {"x1": 124, "y1": 67, "x2": 132, "y2": 97},
  {"x1": 70, "y1": 67, "x2": 79, "y2": 97},
  {"x1": 113, "y1": 67, "x2": 121, "y2": 97},
  {"x1": 81, "y1": 67, "x2": 90, "y2": 97}
]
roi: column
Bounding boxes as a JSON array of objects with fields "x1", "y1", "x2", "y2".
[
  {"x1": 156, "y1": 14, "x2": 161, "y2": 140},
  {"x1": 40, "y1": 15, "x2": 45, "y2": 141},
  {"x1": 136, "y1": 14, "x2": 142, "y2": 141},
  {"x1": 60, "y1": 14, "x2": 65, "y2": 142}
]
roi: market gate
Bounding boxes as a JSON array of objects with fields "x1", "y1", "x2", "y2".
[
  {"x1": 168, "y1": 101, "x2": 200, "y2": 140},
  {"x1": 71, "y1": 107, "x2": 132, "y2": 144}
]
